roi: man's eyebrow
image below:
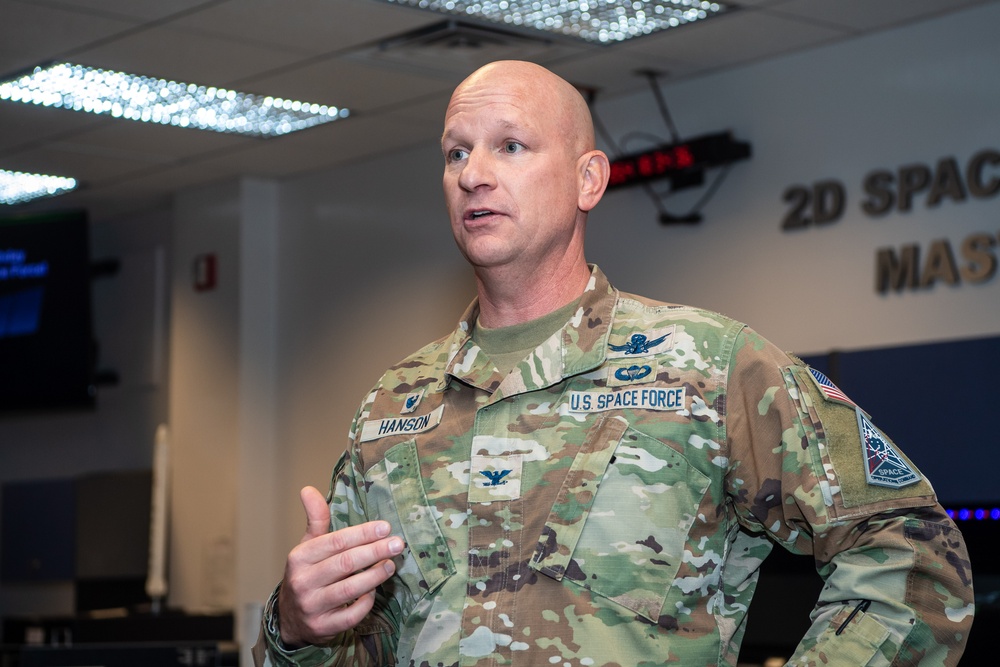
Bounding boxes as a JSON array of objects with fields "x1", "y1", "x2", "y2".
[
  {"x1": 440, "y1": 131, "x2": 459, "y2": 153},
  {"x1": 440, "y1": 118, "x2": 531, "y2": 151}
]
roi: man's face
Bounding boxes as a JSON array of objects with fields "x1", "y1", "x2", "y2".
[{"x1": 441, "y1": 67, "x2": 584, "y2": 273}]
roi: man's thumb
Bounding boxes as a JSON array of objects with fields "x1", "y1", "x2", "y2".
[{"x1": 299, "y1": 486, "x2": 331, "y2": 541}]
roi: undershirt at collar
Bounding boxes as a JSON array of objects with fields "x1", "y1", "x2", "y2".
[{"x1": 472, "y1": 298, "x2": 581, "y2": 378}]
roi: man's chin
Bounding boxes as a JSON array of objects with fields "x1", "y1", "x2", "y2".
[{"x1": 456, "y1": 240, "x2": 520, "y2": 270}]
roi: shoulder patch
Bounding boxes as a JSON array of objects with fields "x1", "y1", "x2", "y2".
[
  {"x1": 858, "y1": 410, "x2": 921, "y2": 488},
  {"x1": 788, "y1": 365, "x2": 935, "y2": 513}
]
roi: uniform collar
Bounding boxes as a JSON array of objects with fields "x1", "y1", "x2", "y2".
[{"x1": 441, "y1": 265, "x2": 617, "y2": 398}]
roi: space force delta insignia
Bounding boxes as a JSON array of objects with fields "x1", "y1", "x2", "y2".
[
  {"x1": 857, "y1": 410, "x2": 921, "y2": 488},
  {"x1": 359, "y1": 405, "x2": 444, "y2": 443}
]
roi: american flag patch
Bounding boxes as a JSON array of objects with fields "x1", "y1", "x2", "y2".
[{"x1": 807, "y1": 367, "x2": 856, "y2": 407}]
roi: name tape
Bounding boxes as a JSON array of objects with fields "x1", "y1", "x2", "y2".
[{"x1": 360, "y1": 405, "x2": 444, "y2": 442}]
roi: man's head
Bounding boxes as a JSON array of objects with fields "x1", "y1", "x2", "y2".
[{"x1": 441, "y1": 61, "x2": 609, "y2": 279}]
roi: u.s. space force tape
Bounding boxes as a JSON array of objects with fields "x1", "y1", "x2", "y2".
[{"x1": 567, "y1": 386, "x2": 686, "y2": 413}]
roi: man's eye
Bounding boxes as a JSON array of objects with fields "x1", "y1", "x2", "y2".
[
  {"x1": 503, "y1": 142, "x2": 524, "y2": 154},
  {"x1": 448, "y1": 148, "x2": 468, "y2": 162}
]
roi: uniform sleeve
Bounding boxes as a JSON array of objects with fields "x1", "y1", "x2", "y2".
[
  {"x1": 253, "y1": 396, "x2": 405, "y2": 667},
  {"x1": 725, "y1": 328, "x2": 974, "y2": 667}
]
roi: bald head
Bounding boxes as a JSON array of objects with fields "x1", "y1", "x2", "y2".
[
  {"x1": 445, "y1": 60, "x2": 596, "y2": 156},
  {"x1": 440, "y1": 60, "x2": 609, "y2": 318}
]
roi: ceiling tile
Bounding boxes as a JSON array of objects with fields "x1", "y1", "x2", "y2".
[
  {"x1": 17, "y1": 0, "x2": 210, "y2": 22},
  {"x1": 168, "y1": 0, "x2": 438, "y2": 56},
  {"x1": 620, "y1": 9, "x2": 849, "y2": 71},
  {"x1": 3, "y1": 139, "x2": 153, "y2": 185},
  {"x1": 732, "y1": 0, "x2": 794, "y2": 6},
  {"x1": 244, "y1": 57, "x2": 456, "y2": 115},
  {"x1": 43, "y1": 115, "x2": 253, "y2": 161},
  {"x1": 374, "y1": 91, "x2": 452, "y2": 130},
  {"x1": 0, "y1": 2, "x2": 135, "y2": 75},
  {"x1": 761, "y1": 0, "x2": 987, "y2": 32},
  {"x1": 182, "y1": 110, "x2": 442, "y2": 178},
  {"x1": 545, "y1": 49, "x2": 701, "y2": 99},
  {"x1": 68, "y1": 24, "x2": 307, "y2": 87},
  {"x1": 0, "y1": 101, "x2": 109, "y2": 154}
]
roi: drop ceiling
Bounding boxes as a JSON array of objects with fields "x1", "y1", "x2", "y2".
[{"x1": 1, "y1": 0, "x2": 994, "y2": 221}]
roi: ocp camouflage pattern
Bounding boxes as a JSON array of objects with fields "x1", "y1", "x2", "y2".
[{"x1": 257, "y1": 266, "x2": 973, "y2": 666}]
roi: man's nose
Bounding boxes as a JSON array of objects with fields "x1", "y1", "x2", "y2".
[{"x1": 458, "y1": 148, "x2": 497, "y2": 191}]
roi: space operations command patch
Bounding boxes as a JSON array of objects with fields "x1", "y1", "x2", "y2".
[{"x1": 857, "y1": 410, "x2": 921, "y2": 488}]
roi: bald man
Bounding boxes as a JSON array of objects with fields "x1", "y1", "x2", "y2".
[{"x1": 255, "y1": 61, "x2": 972, "y2": 666}]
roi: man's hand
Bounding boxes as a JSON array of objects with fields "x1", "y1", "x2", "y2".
[{"x1": 278, "y1": 486, "x2": 404, "y2": 648}]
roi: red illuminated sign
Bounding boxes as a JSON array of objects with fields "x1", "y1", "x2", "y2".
[{"x1": 606, "y1": 131, "x2": 751, "y2": 190}]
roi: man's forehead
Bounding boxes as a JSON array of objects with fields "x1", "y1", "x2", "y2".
[
  {"x1": 444, "y1": 105, "x2": 533, "y2": 130},
  {"x1": 443, "y1": 86, "x2": 551, "y2": 134},
  {"x1": 447, "y1": 83, "x2": 529, "y2": 113}
]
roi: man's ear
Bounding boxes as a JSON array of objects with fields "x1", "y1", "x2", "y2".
[{"x1": 578, "y1": 150, "x2": 610, "y2": 212}]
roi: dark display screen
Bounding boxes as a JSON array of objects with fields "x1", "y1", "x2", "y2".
[{"x1": 0, "y1": 210, "x2": 95, "y2": 411}]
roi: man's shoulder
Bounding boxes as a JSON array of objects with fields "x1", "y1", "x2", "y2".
[
  {"x1": 614, "y1": 289, "x2": 744, "y2": 330},
  {"x1": 375, "y1": 329, "x2": 458, "y2": 384}
]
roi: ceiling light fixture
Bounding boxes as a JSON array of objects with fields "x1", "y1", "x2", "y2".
[
  {"x1": 0, "y1": 63, "x2": 350, "y2": 138},
  {"x1": 0, "y1": 169, "x2": 78, "y2": 206},
  {"x1": 379, "y1": 0, "x2": 731, "y2": 44}
]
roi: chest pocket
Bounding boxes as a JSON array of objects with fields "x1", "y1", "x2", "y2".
[
  {"x1": 529, "y1": 415, "x2": 710, "y2": 622},
  {"x1": 365, "y1": 439, "x2": 456, "y2": 596}
]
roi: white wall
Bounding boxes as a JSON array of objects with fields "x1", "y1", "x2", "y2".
[
  {"x1": 167, "y1": 178, "x2": 285, "y2": 664},
  {"x1": 169, "y1": 180, "x2": 242, "y2": 616}
]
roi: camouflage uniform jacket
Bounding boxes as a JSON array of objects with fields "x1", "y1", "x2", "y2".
[{"x1": 258, "y1": 266, "x2": 973, "y2": 667}]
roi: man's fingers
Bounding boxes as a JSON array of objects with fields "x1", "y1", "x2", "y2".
[
  {"x1": 319, "y1": 556, "x2": 397, "y2": 606},
  {"x1": 291, "y1": 523, "x2": 402, "y2": 576},
  {"x1": 300, "y1": 486, "x2": 332, "y2": 541},
  {"x1": 317, "y1": 587, "x2": 379, "y2": 636},
  {"x1": 279, "y1": 558, "x2": 397, "y2": 647},
  {"x1": 280, "y1": 490, "x2": 402, "y2": 646}
]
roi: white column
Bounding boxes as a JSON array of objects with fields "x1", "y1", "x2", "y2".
[{"x1": 236, "y1": 178, "x2": 281, "y2": 665}]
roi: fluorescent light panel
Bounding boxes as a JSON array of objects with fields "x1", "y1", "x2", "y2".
[
  {"x1": 0, "y1": 63, "x2": 350, "y2": 138},
  {"x1": 381, "y1": 0, "x2": 731, "y2": 43},
  {"x1": 0, "y1": 169, "x2": 78, "y2": 205}
]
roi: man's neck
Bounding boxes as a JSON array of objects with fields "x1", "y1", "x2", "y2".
[{"x1": 474, "y1": 259, "x2": 591, "y2": 328}]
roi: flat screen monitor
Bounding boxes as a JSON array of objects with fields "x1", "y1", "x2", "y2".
[{"x1": 0, "y1": 209, "x2": 95, "y2": 411}]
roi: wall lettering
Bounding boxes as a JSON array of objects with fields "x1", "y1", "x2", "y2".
[
  {"x1": 781, "y1": 180, "x2": 846, "y2": 229},
  {"x1": 782, "y1": 149, "x2": 1000, "y2": 225},
  {"x1": 875, "y1": 232, "x2": 999, "y2": 293},
  {"x1": 780, "y1": 147, "x2": 1000, "y2": 295},
  {"x1": 862, "y1": 150, "x2": 1000, "y2": 215}
]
